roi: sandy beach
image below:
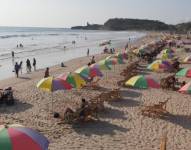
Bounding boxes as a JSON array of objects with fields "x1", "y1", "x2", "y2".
[{"x1": 1, "y1": 32, "x2": 191, "y2": 150}]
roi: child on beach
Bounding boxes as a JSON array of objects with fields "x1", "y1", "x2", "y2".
[{"x1": 44, "y1": 67, "x2": 50, "y2": 78}]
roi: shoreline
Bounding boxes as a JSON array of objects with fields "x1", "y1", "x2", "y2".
[
  {"x1": 0, "y1": 30, "x2": 146, "y2": 80},
  {"x1": 0, "y1": 33, "x2": 150, "y2": 86}
]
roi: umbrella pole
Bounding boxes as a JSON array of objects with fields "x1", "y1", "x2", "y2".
[{"x1": 51, "y1": 93, "x2": 53, "y2": 113}]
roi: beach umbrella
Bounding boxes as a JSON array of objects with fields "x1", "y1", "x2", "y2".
[
  {"x1": 75, "y1": 65, "x2": 103, "y2": 79},
  {"x1": 37, "y1": 77, "x2": 72, "y2": 92},
  {"x1": 111, "y1": 53, "x2": 125, "y2": 64},
  {"x1": 176, "y1": 68, "x2": 191, "y2": 78},
  {"x1": 147, "y1": 60, "x2": 172, "y2": 71},
  {"x1": 37, "y1": 76, "x2": 72, "y2": 111},
  {"x1": 0, "y1": 124, "x2": 49, "y2": 150},
  {"x1": 183, "y1": 55, "x2": 191, "y2": 63},
  {"x1": 58, "y1": 73, "x2": 86, "y2": 89},
  {"x1": 159, "y1": 53, "x2": 174, "y2": 60},
  {"x1": 97, "y1": 59, "x2": 112, "y2": 70},
  {"x1": 162, "y1": 48, "x2": 174, "y2": 54},
  {"x1": 179, "y1": 81, "x2": 191, "y2": 94},
  {"x1": 125, "y1": 75, "x2": 160, "y2": 89}
]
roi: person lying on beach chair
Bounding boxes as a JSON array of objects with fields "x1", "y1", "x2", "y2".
[{"x1": 60, "y1": 98, "x2": 98, "y2": 123}]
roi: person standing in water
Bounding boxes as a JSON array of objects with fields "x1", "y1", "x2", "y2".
[
  {"x1": 19, "y1": 61, "x2": 23, "y2": 74},
  {"x1": 33, "y1": 58, "x2": 36, "y2": 71},
  {"x1": 26, "y1": 59, "x2": 31, "y2": 73},
  {"x1": 14, "y1": 62, "x2": 20, "y2": 78},
  {"x1": 11, "y1": 51, "x2": 14, "y2": 58},
  {"x1": 87, "y1": 48, "x2": 90, "y2": 56}
]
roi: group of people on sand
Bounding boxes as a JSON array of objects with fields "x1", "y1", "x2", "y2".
[
  {"x1": 14, "y1": 58, "x2": 36, "y2": 78},
  {"x1": 103, "y1": 47, "x2": 115, "y2": 54}
]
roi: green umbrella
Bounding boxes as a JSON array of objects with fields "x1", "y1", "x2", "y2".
[
  {"x1": 176, "y1": 68, "x2": 191, "y2": 77},
  {"x1": 97, "y1": 59, "x2": 112, "y2": 70}
]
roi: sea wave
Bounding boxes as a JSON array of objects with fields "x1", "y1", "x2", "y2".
[{"x1": 0, "y1": 33, "x2": 60, "y2": 39}]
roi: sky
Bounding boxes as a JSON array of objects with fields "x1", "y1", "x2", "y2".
[{"x1": 0, "y1": 0, "x2": 190, "y2": 28}]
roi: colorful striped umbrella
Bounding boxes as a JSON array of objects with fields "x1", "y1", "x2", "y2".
[
  {"x1": 114, "y1": 53, "x2": 125, "y2": 64},
  {"x1": 97, "y1": 59, "x2": 112, "y2": 70},
  {"x1": 37, "y1": 77, "x2": 72, "y2": 92},
  {"x1": 75, "y1": 66, "x2": 103, "y2": 79},
  {"x1": 176, "y1": 68, "x2": 191, "y2": 77},
  {"x1": 105, "y1": 56, "x2": 118, "y2": 65},
  {"x1": 147, "y1": 60, "x2": 172, "y2": 71},
  {"x1": 125, "y1": 75, "x2": 160, "y2": 89},
  {"x1": 162, "y1": 48, "x2": 174, "y2": 54},
  {"x1": 159, "y1": 53, "x2": 174, "y2": 60},
  {"x1": 183, "y1": 55, "x2": 191, "y2": 63},
  {"x1": 179, "y1": 81, "x2": 191, "y2": 94},
  {"x1": 0, "y1": 124, "x2": 49, "y2": 150},
  {"x1": 58, "y1": 73, "x2": 86, "y2": 89}
]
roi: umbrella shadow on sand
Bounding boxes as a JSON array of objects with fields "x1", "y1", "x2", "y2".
[
  {"x1": 120, "y1": 89, "x2": 142, "y2": 98},
  {"x1": 0, "y1": 99, "x2": 33, "y2": 114},
  {"x1": 72, "y1": 120, "x2": 129, "y2": 136},
  {"x1": 162, "y1": 114, "x2": 191, "y2": 130},
  {"x1": 99, "y1": 107, "x2": 127, "y2": 120},
  {"x1": 108, "y1": 98, "x2": 140, "y2": 108}
]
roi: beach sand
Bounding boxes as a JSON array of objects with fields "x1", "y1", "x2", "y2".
[{"x1": 0, "y1": 33, "x2": 191, "y2": 150}]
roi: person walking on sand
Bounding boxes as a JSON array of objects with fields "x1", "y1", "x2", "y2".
[
  {"x1": 44, "y1": 67, "x2": 50, "y2": 78},
  {"x1": 91, "y1": 56, "x2": 96, "y2": 64},
  {"x1": 19, "y1": 61, "x2": 23, "y2": 74},
  {"x1": 14, "y1": 62, "x2": 20, "y2": 78},
  {"x1": 26, "y1": 59, "x2": 31, "y2": 73},
  {"x1": 87, "y1": 48, "x2": 90, "y2": 56},
  {"x1": 33, "y1": 58, "x2": 36, "y2": 71}
]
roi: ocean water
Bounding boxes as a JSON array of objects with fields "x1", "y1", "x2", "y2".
[{"x1": 0, "y1": 27, "x2": 145, "y2": 80}]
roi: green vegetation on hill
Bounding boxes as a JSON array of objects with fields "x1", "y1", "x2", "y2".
[
  {"x1": 103, "y1": 18, "x2": 171, "y2": 31},
  {"x1": 176, "y1": 22, "x2": 191, "y2": 33},
  {"x1": 71, "y1": 18, "x2": 191, "y2": 33}
]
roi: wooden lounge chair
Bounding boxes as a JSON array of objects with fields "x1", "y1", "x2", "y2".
[
  {"x1": 141, "y1": 99, "x2": 169, "y2": 119},
  {"x1": 98, "y1": 88, "x2": 121, "y2": 102},
  {"x1": 83, "y1": 78, "x2": 101, "y2": 90}
]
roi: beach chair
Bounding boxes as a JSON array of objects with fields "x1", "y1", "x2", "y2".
[
  {"x1": 90, "y1": 96, "x2": 105, "y2": 111},
  {"x1": 141, "y1": 100, "x2": 169, "y2": 118},
  {"x1": 107, "y1": 88, "x2": 121, "y2": 101},
  {"x1": 83, "y1": 78, "x2": 101, "y2": 90}
]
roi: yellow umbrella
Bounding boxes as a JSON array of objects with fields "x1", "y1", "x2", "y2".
[{"x1": 37, "y1": 77, "x2": 53, "y2": 92}]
